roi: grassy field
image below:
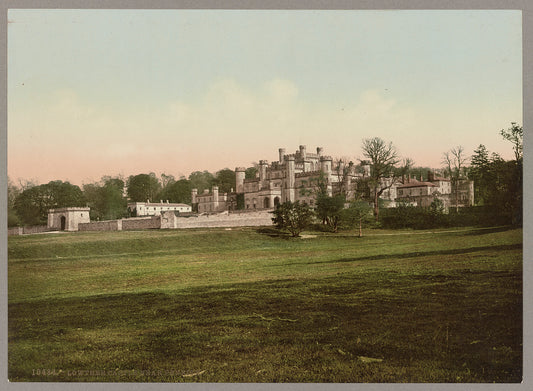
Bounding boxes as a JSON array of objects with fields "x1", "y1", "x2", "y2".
[{"x1": 8, "y1": 226, "x2": 522, "y2": 382}]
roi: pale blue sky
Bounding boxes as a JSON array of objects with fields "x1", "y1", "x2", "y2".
[{"x1": 8, "y1": 9, "x2": 522, "y2": 185}]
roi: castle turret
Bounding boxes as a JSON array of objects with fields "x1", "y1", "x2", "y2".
[
  {"x1": 278, "y1": 148, "x2": 286, "y2": 163},
  {"x1": 235, "y1": 167, "x2": 246, "y2": 194},
  {"x1": 320, "y1": 156, "x2": 333, "y2": 196},
  {"x1": 345, "y1": 161, "x2": 354, "y2": 195},
  {"x1": 299, "y1": 145, "x2": 307, "y2": 160},
  {"x1": 191, "y1": 189, "x2": 198, "y2": 204},
  {"x1": 286, "y1": 155, "x2": 296, "y2": 202},
  {"x1": 317, "y1": 147, "x2": 323, "y2": 157},
  {"x1": 259, "y1": 160, "x2": 268, "y2": 185},
  {"x1": 212, "y1": 186, "x2": 219, "y2": 211},
  {"x1": 361, "y1": 161, "x2": 371, "y2": 177}
]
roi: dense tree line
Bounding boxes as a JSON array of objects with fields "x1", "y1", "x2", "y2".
[
  {"x1": 9, "y1": 123, "x2": 522, "y2": 229},
  {"x1": 8, "y1": 166, "x2": 254, "y2": 227}
]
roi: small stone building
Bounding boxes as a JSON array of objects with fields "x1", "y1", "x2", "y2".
[
  {"x1": 47, "y1": 207, "x2": 90, "y2": 231},
  {"x1": 127, "y1": 201, "x2": 192, "y2": 216}
]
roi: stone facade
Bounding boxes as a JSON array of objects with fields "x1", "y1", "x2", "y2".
[
  {"x1": 161, "y1": 210, "x2": 273, "y2": 229},
  {"x1": 395, "y1": 173, "x2": 474, "y2": 210},
  {"x1": 192, "y1": 145, "x2": 372, "y2": 212},
  {"x1": 128, "y1": 201, "x2": 191, "y2": 216},
  {"x1": 193, "y1": 186, "x2": 230, "y2": 213},
  {"x1": 47, "y1": 207, "x2": 90, "y2": 231},
  {"x1": 192, "y1": 145, "x2": 474, "y2": 213}
]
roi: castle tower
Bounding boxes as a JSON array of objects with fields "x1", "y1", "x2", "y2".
[
  {"x1": 191, "y1": 188, "x2": 198, "y2": 204},
  {"x1": 285, "y1": 155, "x2": 296, "y2": 202},
  {"x1": 320, "y1": 156, "x2": 333, "y2": 196},
  {"x1": 345, "y1": 161, "x2": 354, "y2": 196},
  {"x1": 235, "y1": 167, "x2": 246, "y2": 194},
  {"x1": 259, "y1": 160, "x2": 268, "y2": 185},
  {"x1": 278, "y1": 148, "x2": 286, "y2": 163},
  {"x1": 317, "y1": 147, "x2": 323, "y2": 157},
  {"x1": 212, "y1": 186, "x2": 219, "y2": 211},
  {"x1": 361, "y1": 161, "x2": 371, "y2": 177},
  {"x1": 299, "y1": 145, "x2": 307, "y2": 160}
]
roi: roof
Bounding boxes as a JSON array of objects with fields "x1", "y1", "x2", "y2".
[{"x1": 128, "y1": 202, "x2": 191, "y2": 208}]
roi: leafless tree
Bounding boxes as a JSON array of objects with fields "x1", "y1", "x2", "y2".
[
  {"x1": 361, "y1": 137, "x2": 411, "y2": 221},
  {"x1": 442, "y1": 146, "x2": 468, "y2": 212}
]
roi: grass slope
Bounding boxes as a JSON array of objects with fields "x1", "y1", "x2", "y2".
[{"x1": 8, "y1": 227, "x2": 522, "y2": 382}]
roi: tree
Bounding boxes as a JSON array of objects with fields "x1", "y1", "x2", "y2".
[
  {"x1": 332, "y1": 157, "x2": 353, "y2": 197},
  {"x1": 158, "y1": 179, "x2": 192, "y2": 204},
  {"x1": 271, "y1": 201, "x2": 314, "y2": 237},
  {"x1": 361, "y1": 137, "x2": 410, "y2": 221},
  {"x1": 8, "y1": 177, "x2": 21, "y2": 227},
  {"x1": 500, "y1": 122, "x2": 523, "y2": 162},
  {"x1": 14, "y1": 181, "x2": 86, "y2": 225},
  {"x1": 315, "y1": 194, "x2": 346, "y2": 232},
  {"x1": 160, "y1": 173, "x2": 176, "y2": 189},
  {"x1": 126, "y1": 173, "x2": 161, "y2": 202},
  {"x1": 340, "y1": 200, "x2": 372, "y2": 237},
  {"x1": 245, "y1": 166, "x2": 258, "y2": 180},
  {"x1": 214, "y1": 168, "x2": 236, "y2": 194},
  {"x1": 188, "y1": 171, "x2": 215, "y2": 193},
  {"x1": 83, "y1": 177, "x2": 127, "y2": 221},
  {"x1": 442, "y1": 146, "x2": 468, "y2": 212},
  {"x1": 470, "y1": 144, "x2": 491, "y2": 205}
]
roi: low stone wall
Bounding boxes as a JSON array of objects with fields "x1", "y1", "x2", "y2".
[
  {"x1": 8, "y1": 225, "x2": 50, "y2": 236},
  {"x1": 8, "y1": 227, "x2": 24, "y2": 236},
  {"x1": 122, "y1": 216, "x2": 161, "y2": 230},
  {"x1": 168, "y1": 210, "x2": 273, "y2": 229},
  {"x1": 78, "y1": 220, "x2": 122, "y2": 232}
]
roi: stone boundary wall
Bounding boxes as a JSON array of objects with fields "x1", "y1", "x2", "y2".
[
  {"x1": 164, "y1": 210, "x2": 273, "y2": 229},
  {"x1": 122, "y1": 216, "x2": 161, "y2": 230},
  {"x1": 8, "y1": 225, "x2": 50, "y2": 236},
  {"x1": 8, "y1": 211, "x2": 272, "y2": 235},
  {"x1": 78, "y1": 220, "x2": 122, "y2": 232}
]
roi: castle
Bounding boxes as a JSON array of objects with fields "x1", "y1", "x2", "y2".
[
  {"x1": 193, "y1": 146, "x2": 368, "y2": 213},
  {"x1": 192, "y1": 145, "x2": 474, "y2": 213}
]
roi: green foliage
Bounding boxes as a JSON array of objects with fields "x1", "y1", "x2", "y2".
[
  {"x1": 500, "y1": 122, "x2": 523, "y2": 162},
  {"x1": 245, "y1": 166, "x2": 258, "y2": 179},
  {"x1": 214, "y1": 168, "x2": 236, "y2": 194},
  {"x1": 468, "y1": 124, "x2": 522, "y2": 225},
  {"x1": 127, "y1": 173, "x2": 161, "y2": 202},
  {"x1": 188, "y1": 171, "x2": 215, "y2": 194},
  {"x1": 84, "y1": 177, "x2": 128, "y2": 221},
  {"x1": 380, "y1": 203, "x2": 446, "y2": 229},
  {"x1": 271, "y1": 201, "x2": 314, "y2": 237},
  {"x1": 158, "y1": 179, "x2": 192, "y2": 204},
  {"x1": 236, "y1": 193, "x2": 245, "y2": 210},
  {"x1": 13, "y1": 181, "x2": 86, "y2": 226},
  {"x1": 315, "y1": 194, "x2": 345, "y2": 232},
  {"x1": 340, "y1": 200, "x2": 373, "y2": 236},
  {"x1": 8, "y1": 177, "x2": 21, "y2": 227}
]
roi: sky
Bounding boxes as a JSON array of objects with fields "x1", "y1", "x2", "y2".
[{"x1": 7, "y1": 9, "x2": 522, "y2": 186}]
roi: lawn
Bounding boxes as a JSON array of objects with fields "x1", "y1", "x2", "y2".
[{"x1": 8, "y1": 226, "x2": 522, "y2": 382}]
